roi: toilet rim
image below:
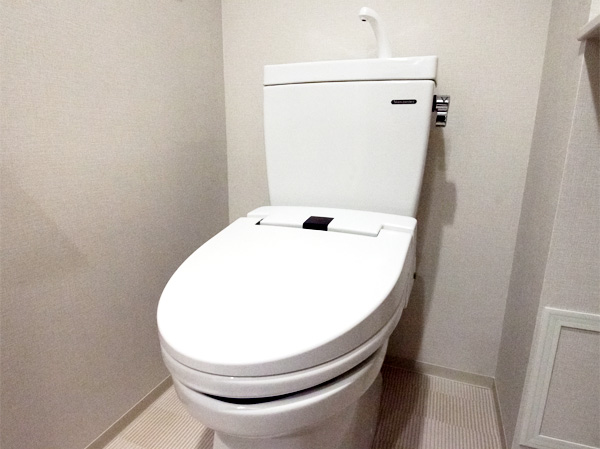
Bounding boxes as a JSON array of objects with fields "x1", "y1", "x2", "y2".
[
  {"x1": 172, "y1": 341, "x2": 387, "y2": 439},
  {"x1": 161, "y1": 291, "x2": 407, "y2": 399}
]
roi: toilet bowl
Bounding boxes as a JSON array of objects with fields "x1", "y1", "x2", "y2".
[
  {"x1": 174, "y1": 343, "x2": 386, "y2": 449},
  {"x1": 157, "y1": 206, "x2": 416, "y2": 449}
]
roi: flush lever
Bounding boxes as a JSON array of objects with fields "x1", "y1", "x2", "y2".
[{"x1": 433, "y1": 95, "x2": 451, "y2": 127}]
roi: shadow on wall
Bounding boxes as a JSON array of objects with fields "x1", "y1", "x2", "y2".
[
  {"x1": 585, "y1": 39, "x2": 599, "y2": 118},
  {"x1": 0, "y1": 169, "x2": 88, "y2": 289},
  {"x1": 0, "y1": 169, "x2": 90, "y2": 446},
  {"x1": 388, "y1": 124, "x2": 457, "y2": 362}
]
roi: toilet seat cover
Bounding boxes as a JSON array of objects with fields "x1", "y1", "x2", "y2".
[{"x1": 158, "y1": 206, "x2": 416, "y2": 377}]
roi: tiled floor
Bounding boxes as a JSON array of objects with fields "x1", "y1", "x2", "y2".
[{"x1": 103, "y1": 365, "x2": 503, "y2": 449}]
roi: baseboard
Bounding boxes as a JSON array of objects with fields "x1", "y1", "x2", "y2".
[
  {"x1": 383, "y1": 356, "x2": 495, "y2": 388},
  {"x1": 84, "y1": 376, "x2": 173, "y2": 449},
  {"x1": 492, "y1": 381, "x2": 509, "y2": 449}
]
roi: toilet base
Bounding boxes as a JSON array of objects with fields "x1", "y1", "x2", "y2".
[{"x1": 212, "y1": 373, "x2": 382, "y2": 449}]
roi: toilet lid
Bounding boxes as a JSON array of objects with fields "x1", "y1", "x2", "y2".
[{"x1": 158, "y1": 206, "x2": 416, "y2": 377}]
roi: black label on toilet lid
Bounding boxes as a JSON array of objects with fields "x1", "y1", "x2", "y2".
[{"x1": 303, "y1": 216, "x2": 334, "y2": 231}]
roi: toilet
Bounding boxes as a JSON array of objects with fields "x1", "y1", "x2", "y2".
[{"x1": 157, "y1": 55, "x2": 440, "y2": 449}]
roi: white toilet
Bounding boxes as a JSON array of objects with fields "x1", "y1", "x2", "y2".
[{"x1": 157, "y1": 55, "x2": 440, "y2": 449}]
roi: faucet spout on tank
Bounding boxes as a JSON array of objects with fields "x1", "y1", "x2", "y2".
[{"x1": 359, "y1": 7, "x2": 392, "y2": 59}]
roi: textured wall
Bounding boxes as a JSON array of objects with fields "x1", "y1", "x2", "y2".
[
  {"x1": 494, "y1": 0, "x2": 594, "y2": 445},
  {"x1": 517, "y1": 34, "x2": 599, "y2": 448},
  {"x1": 221, "y1": 0, "x2": 551, "y2": 376},
  {"x1": 0, "y1": 2, "x2": 228, "y2": 449}
]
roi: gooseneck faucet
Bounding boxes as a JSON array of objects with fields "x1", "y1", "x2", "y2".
[{"x1": 359, "y1": 7, "x2": 392, "y2": 59}]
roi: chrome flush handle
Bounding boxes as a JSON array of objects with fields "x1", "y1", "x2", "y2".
[{"x1": 433, "y1": 95, "x2": 451, "y2": 127}]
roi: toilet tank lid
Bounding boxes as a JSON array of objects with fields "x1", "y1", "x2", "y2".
[
  {"x1": 157, "y1": 206, "x2": 416, "y2": 377},
  {"x1": 264, "y1": 56, "x2": 438, "y2": 85}
]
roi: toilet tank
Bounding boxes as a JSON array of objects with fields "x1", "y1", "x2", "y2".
[{"x1": 264, "y1": 57, "x2": 437, "y2": 217}]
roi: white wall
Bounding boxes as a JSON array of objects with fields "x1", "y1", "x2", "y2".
[
  {"x1": 515, "y1": 34, "x2": 599, "y2": 443},
  {"x1": 0, "y1": 2, "x2": 228, "y2": 448},
  {"x1": 494, "y1": 0, "x2": 595, "y2": 445},
  {"x1": 222, "y1": 0, "x2": 552, "y2": 376}
]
